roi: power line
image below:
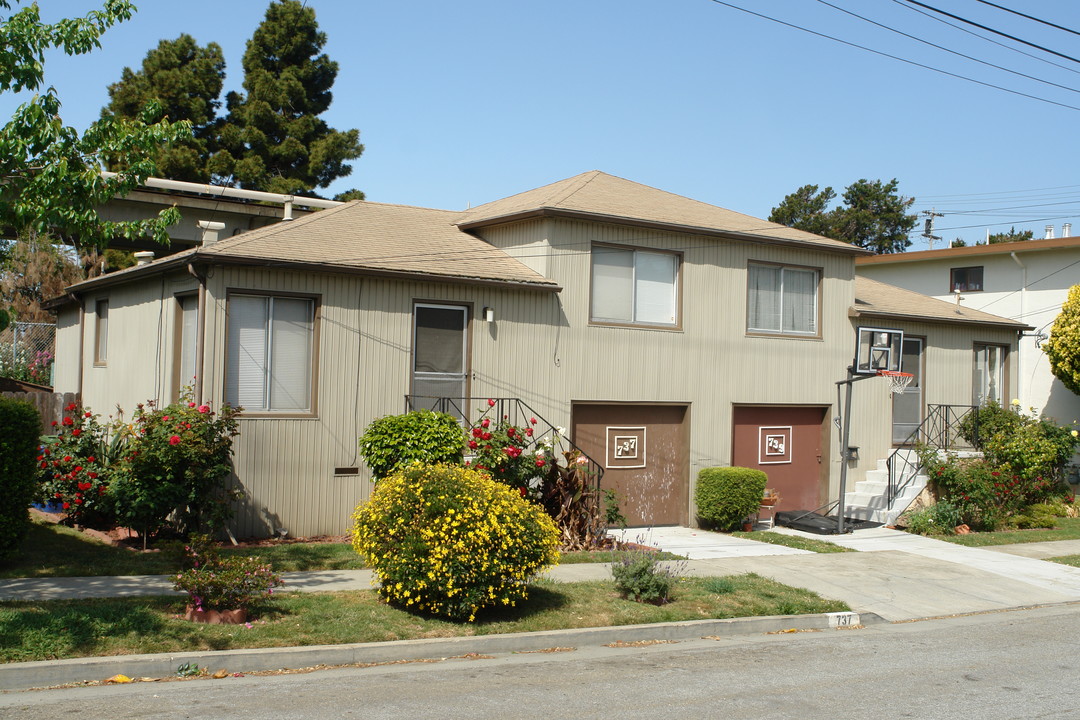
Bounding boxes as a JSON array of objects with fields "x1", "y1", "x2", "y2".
[
  {"x1": 703, "y1": 0, "x2": 1080, "y2": 112},
  {"x1": 903, "y1": 0, "x2": 1080, "y2": 66},
  {"x1": 890, "y1": 0, "x2": 1080, "y2": 77},
  {"x1": 972, "y1": 0, "x2": 1080, "y2": 38},
  {"x1": 814, "y1": 0, "x2": 1080, "y2": 95}
]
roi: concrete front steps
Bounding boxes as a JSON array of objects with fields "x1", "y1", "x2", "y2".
[{"x1": 844, "y1": 454, "x2": 928, "y2": 526}]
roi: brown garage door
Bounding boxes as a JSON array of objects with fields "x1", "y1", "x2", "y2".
[
  {"x1": 731, "y1": 405, "x2": 830, "y2": 514},
  {"x1": 571, "y1": 403, "x2": 689, "y2": 527}
]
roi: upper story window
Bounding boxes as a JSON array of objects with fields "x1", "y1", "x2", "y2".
[
  {"x1": 226, "y1": 293, "x2": 316, "y2": 414},
  {"x1": 590, "y1": 245, "x2": 679, "y2": 327},
  {"x1": 951, "y1": 266, "x2": 983, "y2": 292},
  {"x1": 93, "y1": 299, "x2": 109, "y2": 365},
  {"x1": 747, "y1": 263, "x2": 820, "y2": 336}
]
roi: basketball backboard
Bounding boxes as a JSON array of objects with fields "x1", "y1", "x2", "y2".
[{"x1": 854, "y1": 326, "x2": 904, "y2": 375}]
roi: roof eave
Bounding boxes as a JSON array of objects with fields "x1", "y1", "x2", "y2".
[
  {"x1": 458, "y1": 208, "x2": 871, "y2": 256},
  {"x1": 852, "y1": 308, "x2": 1032, "y2": 331},
  {"x1": 201, "y1": 254, "x2": 563, "y2": 292},
  {"x1": 42, "y1": 253, "x2": 196, "y2": 309}
]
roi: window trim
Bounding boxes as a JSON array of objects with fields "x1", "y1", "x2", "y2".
[
  {"x1": 972, "y1": 341, "x2": 1009, "y2": 407},
  {"x1": 93, "y1": 299, "x2": 109, "y2": 366},
  {"x1": 588, "y1": 243, "x2": 683, "y2": 330},
  {"x1": 950, "y1": 266, "x2": 984, "y2": 293},
  {"x1": 745, "y1": 261, "x2": 823, "y2": 339},
  {"x1": 224, "y1": 289, "x2": 320, "y2": 418},
  {"x1": 172, "y1": 293, "x2": 199, "y2": 401}
]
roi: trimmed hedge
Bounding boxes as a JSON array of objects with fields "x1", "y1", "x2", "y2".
[
  {"x1": 0, "y1": 398, "x2": 40, "y2": 561},
  {"x1": 358, "y1": 410, "x2": 465, "y2": 480},
  {"x1": 695, "y1": 466, "x2": 768, "y2": 531}
]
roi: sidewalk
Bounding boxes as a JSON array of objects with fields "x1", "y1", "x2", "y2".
[{"x1": 3, "y1": 526, "x2": 1080, "y2": 692}]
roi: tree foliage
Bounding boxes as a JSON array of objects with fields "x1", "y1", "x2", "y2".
[
  {"x1": 0, "y1": 0, "x2": 191, "y2": 254},
  {"x1": 0, "y1": 234, "x2": 87, "y2": 323},
  {"x1": 769, "y1": 178, "x2": 917, "y2": 254},
  {"x1": 102, "y1": 33, "x2": 224, "y2": 182},
  {"x1": 1044, "y1": 285, "x2": 1080, "y2": 397},
  {"x1": 988, "y1": 227, "x2": 1033, "y2": 244},
  {"x1": 211, "y1": 0, "x2": 363, "y2": 195}
]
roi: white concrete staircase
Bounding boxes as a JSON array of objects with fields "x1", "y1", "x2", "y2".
[{"x1": 844, "y1": 452, "x2": 928, "y2": 526}]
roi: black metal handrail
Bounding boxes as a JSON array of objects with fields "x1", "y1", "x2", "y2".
[
  {"x1": 403, "y1": 395, "x2": 605, "y2": 492},
  {"x1": 886, "y1": 404, "x2": 978, "y2": 508}
]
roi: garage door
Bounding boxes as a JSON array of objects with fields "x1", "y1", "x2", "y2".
[
  {"x1": 571, "y1": 403, "x2": 689, "y2": 527},
  {"x1": 731, "y1": 405, "x2": 830, "y2": 514}
]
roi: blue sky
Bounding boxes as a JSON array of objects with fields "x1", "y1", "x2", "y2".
[{"x1": 4, "y1": 0, "x2": 1079, "y2": 249}]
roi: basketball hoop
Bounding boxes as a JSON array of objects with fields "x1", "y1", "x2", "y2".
[{"x1": 878, "y1": 369, "x2": 913, "y2": 395}]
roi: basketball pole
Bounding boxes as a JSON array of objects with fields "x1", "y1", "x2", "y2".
[{"x1": 836, "y1": 369, "x2": 878, "y2": 534}]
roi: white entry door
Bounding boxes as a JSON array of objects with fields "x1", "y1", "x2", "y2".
[
  {"x1": 410, "y1": 304, "x2": 468, "y2": 415},
  {"x1": 892, "y1": 337, "x2": 923, "y2": 444}
]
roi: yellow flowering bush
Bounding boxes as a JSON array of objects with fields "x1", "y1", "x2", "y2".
[{"x1": 351, "y1": 464, "x2": 560, "y2": 622}]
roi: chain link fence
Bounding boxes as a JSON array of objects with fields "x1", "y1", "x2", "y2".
[{"x1": 0, "y1": 322, "x2": 56, "y2": 386}]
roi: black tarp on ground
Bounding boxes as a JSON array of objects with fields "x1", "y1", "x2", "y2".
[{"x1": 775, "y1": 511, "x2": 882, "y2": 535}]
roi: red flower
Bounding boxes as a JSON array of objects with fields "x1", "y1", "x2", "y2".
[
  {"x1": 487, "y1": 399, "x2": 496, "y2": 407},
  {"x1": 77, "y1": 482, "x2": 92, "y2": 491},
  {"x1": 535, "y1": 459, "x2": 545, "y2": 467},
  {"x1": 71, "y1": 428, "x2": 81, "y2": 437},
  {"x1": 198, "y1": 405, "x2": 210, "y2": 414},
  {"x1": 73, "y1": 466, "x2": 82, "y2": 472},
  {"x1": 471, "y1": 427, "x2": 482, "y2": 438},
  {"x1": 51, "y1": 420, "x2": 58, "y2": 427},
  {"x1": 530, "y1": 417, "x2": 537, "y2": 425},
  {"x1": 62, "y1": 502, "x2": 70, "y2": 510},
  {"x1": 62, "y1": 416, "x2": 73, "y2": 426},
  {"x1": 519, "y1": 487, "x2": 527, "y2": 497},
  {"x1": 88, "y1": 472, "x2": 98, "y2": 479},
  {"x1": 188, "y1": 402, "x2": 197, "y2": 408},
  {"x1": 65, "y1": 402, "x2": 77, "y2": 412},
  {"x1": 169, "y1": 435, "x2": 181, "y2": 446},
  {"x1": 468, "y1": 440, "x2": 478, "y2": 449},
  {"x1": 63, "y1": 456, "x2": 72, "y2": 463},
  {"x1": 507, "y1": 427, "x2": 515, "y2": 437},
  {"x1": 482, "y1": 432, "x2": 492, "y2": 441},
  {"x1": 506, "y1": 446, "x2": 522, "y2": 458},
  {"x1": 84, "y1": 411, "x2": 91, "y2": 418},
  {"x1": 162, "y1": 416, "x2": 170, "y2": 421},
  {"x1": 74, "y1": 498, "x2": 83, "y2": 505},
  {"x1": 54, "y1": 492, "x2": 61, "y2": 499},
  {"x1": 87, "y1": 456, "x2": 95, "y2": 463},
  {"x1": 481, "y1": 419, "x2": 490, "y2": 429},
  {"x1": 525, "y1": 428, "x2": 533, "y2": 437}
]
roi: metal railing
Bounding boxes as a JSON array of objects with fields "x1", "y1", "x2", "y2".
[
  {"x1": 886, "y1": 404, "x2": 978, "y2": 508},
  {"x1": 403, "y1": 395, "x2": 605, "y2": 492}
]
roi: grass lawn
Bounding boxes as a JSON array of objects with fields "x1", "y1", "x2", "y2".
[
  {"x1": 731, "y1": 531, "x2": 856, "y2": 554},
  {"x1": 0, "y1": 574, "x2": 850, "y2": 663},
  {"x1": 2, "y1": 518, "x2": 686, "y2": 579},
  {"x1": 929, "y1": 517, "x2": 1080, "y2": 547},
  {"x1": 1048, "y1": 555, "x2": 1080, "y2": 568}
]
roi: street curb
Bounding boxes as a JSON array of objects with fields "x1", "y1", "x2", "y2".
[{"x1": 0, "y1": 611, "x2": 882, "y2": 692}]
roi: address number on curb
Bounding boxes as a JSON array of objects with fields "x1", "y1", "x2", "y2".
[{"x1": 827, "y1": 612, "x2": 859, "y2": 628}]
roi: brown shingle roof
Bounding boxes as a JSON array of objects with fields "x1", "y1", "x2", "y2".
[
  {"x1": 854, "y1": 276, "x2": 1030, "y2": 330},
  {"x1": 196, "y1": 201, "x2": 559, "y2": 289},
  {"x1": 458, "y1": 171, "x2": 868, "y2": 254}
]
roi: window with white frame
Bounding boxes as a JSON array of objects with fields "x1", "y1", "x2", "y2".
[
  {"x1": 94, "y1": 299, "x2": 109, "y2": 364},
  {"x1": 747, "y1": 263, "x2": 820, "y2": 336},
  {"x1": 590, "y1": 246, "x2": 679, "y2": 326},
  {"x1": 973, "y1": 343, "x2": 1006, "y2": 406},
  {"x1": 226, "y1": 294, "x2": 315, "y2": 412}
]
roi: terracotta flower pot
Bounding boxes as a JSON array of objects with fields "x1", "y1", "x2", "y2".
[
  {"x1": 760, "y1": 497, "x2": 779, "y2": 507},
  {"x1": 185, "y1": 605, "x2": 248, "y2": 624}
]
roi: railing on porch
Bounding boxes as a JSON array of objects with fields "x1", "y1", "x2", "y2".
[
  {"x1": 886, "y1": 404, "x2": 979, "y2": 509},
  {"x1": 403, "y1": 395, "x2": 605, "y2": 492}
]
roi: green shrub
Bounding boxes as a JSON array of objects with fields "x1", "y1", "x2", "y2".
[
  {"x1": 695, "y1": 467, "x2": 767, "y2": 531},
  {"x1": 0, "y1": 397, "x2": 39, "y2": 561},
  {"x1": 958, "y1": 400, "x2": 1020, "y2": 448},
  {"x1": 351, "y1": 464, "x2": 559, "y2": 622},
  {"x1": 611, "y1": 547, "x2": 683, "y2": 604},
  {"x1": 110, "y1": 397, "x2": 240, "y2": 542},
  {"x1": 359, "y1": 410, "x2": 464, "y2": 480},
  {"x1": 903, "y1": 500, "x2": 962, "y2": 535},
  {"x1": 1011, "y1": 504, "x2": 1058, "y2": 530}
]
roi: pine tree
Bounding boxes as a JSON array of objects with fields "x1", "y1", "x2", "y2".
[
  {"x1": 102, "y1": 34, "x2": 225, "y2": 183},
  {"x1": 211, "y1": 0, "x2": 363, "y2": 196}
]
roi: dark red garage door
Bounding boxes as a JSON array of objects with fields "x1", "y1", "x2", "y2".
[{"x1": 731, "y1": 405, "x2": 830, "y2": 514}]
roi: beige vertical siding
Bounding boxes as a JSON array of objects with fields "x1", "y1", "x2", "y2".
[
  {"x1": 52, "y1": 306, "x2": 81, "y2": 393},
  {"x1": 71, "y1": 271, "x2": 198, "y2": 417}
]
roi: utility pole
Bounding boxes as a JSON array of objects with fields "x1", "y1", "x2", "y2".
[{"x1": 921, "y1": 209, "x2": 944, "y2": 250}]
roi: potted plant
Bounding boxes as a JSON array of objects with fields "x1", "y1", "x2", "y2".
[
  {"x1": 761, "y1": 489, "x2": 781, "y2": 507},
  {"x1": 172, "y1": 535, "x2": 283, "y2": 624}
]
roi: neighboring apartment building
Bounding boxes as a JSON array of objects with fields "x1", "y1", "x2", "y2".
[
  {"x1": 48, "y1": 172, "x2": 1025, "y2": 536},
  {"x1": 856, "y1": 232, "x2": 1080, "y2": 426}
]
